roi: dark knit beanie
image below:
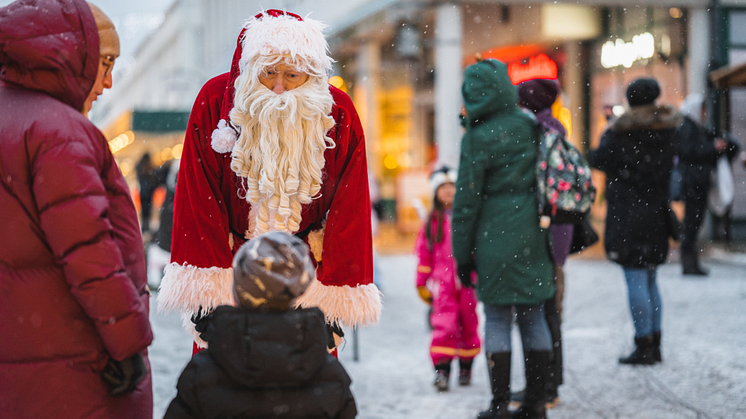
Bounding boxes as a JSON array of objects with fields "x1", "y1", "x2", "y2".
[
  {"x1": 232, "y1": 231, "x2": 315, "y2": 311},
  {"x1": 626, "y1": 78, "x2": 660, "y2": 107},
  {"x1": 518, "y1": 78, "x2": 559, "y2": 113}
]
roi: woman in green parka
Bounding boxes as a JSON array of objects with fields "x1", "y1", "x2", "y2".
[{"x1": 452, "y1": 59, "x2": 554, "y2": 419}]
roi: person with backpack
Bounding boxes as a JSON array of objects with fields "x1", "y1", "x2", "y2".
[
  {"x1": 453, "y1": 58, "x2": 555, "y2": 419},
  {"x1": 590, "y1": 78, "x2": 682, "y2": 365},
  {"x1": 164, "y1": 231, "x2": 356, "y2": 419},
  {"x1": 515, "y1": 78, "x2": 571, "y2": 409},
  {"x1": 415, "y1": 166, "x2": 481, "y2": 392}
]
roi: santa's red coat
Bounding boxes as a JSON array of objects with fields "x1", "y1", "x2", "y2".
[{"x1": 158, "y1": 73, "x2": 381, "y2": 345}]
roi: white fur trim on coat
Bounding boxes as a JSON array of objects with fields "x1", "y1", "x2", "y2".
[
  {"x1": 295, "y1": 280, "x2": 382, "y2": 328},
  {"x1": 157, "y1": 262, "x2": 236, "y2": 347},
  {"x1": 211, "y1": 119, "x2": 238, "y2": 153}
]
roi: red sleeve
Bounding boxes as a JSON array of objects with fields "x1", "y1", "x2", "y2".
[
  {"x1": 158, "y1": 74, "x2": 236, "y2": 331},
  {"x1": 170, "y1": 74, "x2": 233, "y2": 270},
  {"x1": 295, "y1": 88, "x2": 381, "y2": 328},
  {"x1": 31, "y1": 122, "x2": 152, "y2": 361},
  {"x1": 316, "y1": 91, "x2": 373, "y2": 288}
]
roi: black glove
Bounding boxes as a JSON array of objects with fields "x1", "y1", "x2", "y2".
[
  {"x1": 191, "y1": 306, "x2": 212, "y2": 341},
  {"x1": 458, "y1": 264, "x2": 475, "y2": 288},
  {"x1": 101, "y1": 353, "x2": 146, "y2": 396},
  {"x1": 325, "y1": 321, "x2": 345, "y2": 350}
]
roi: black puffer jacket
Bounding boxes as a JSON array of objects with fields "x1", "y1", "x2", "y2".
[
  {"x1": 591, "y1": 104, "x2": 682, "y2": 268},
  {"x1": 164, "y1": 306, "x2": 356, "y2": 419}
]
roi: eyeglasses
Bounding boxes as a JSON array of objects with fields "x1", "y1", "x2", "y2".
[{"x1": 101, "y1": 55, "x2": 116, "y2": 78}]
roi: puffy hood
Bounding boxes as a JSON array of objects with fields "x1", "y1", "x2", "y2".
[
  {"x1": 462, "y1": 59, "x2": 518, "y2": 125},
  {"x1": 610, "y1": 104, "x2": 682, "y2": 134},
  {"x1": 202, "y1": 306, "x2": 329, "y2": 388},
  {"x1": 0, "y1": 0, "x2": 99, "y2": 111}
]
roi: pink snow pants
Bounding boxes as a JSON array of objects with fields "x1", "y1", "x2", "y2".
[{"x1": 429, "y1": 285, "x2": 481, "y2": 366}]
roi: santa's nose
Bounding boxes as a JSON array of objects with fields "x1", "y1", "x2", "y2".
[{"x1": 271, "y1": 79, "x2": 286, "y2": 94}]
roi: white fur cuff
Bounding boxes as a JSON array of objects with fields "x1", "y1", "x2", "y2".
[
  {"x1": 157, "y1": 262, "x2": 235, "y2": 314},
  {"x1": 295, "y1": 280, "x2": 382, "y2": 328},
  {"x1": 158, "y1": 263, "x2": 236, "y2": 348}
]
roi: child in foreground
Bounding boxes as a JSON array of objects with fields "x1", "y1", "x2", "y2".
[
  {"x1": 164, "y1": 231, "x2": 357, "y2": 419},
  {"x1": 414, "y1": 166, "x2": 481, "y2": 391}
]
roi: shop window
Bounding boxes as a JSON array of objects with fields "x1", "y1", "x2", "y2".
[{"x1": 729, "y1": 12, "x2": 746, "y2": 47}]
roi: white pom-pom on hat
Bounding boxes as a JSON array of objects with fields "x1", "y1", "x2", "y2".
[
  {"x1": 430, "y1": 167, "x2": 458, "y2": 195},
  {"x1": 211, "y1": 119, "x2": 238, "y2": 153}
]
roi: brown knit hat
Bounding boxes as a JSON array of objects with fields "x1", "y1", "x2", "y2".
[
  {"x1": 87, "y1": 3, "x2": 120, "y2": 57},
  {"x1": 232, "y1": 231, "x2": 315, "y2": 311}
]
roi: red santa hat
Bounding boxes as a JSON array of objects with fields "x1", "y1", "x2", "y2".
[{"x1": 210, "y1": 10, "x2": 334, "y2": 153}]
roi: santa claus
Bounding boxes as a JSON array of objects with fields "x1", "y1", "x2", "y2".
[{"x1": 157, "y1": 10, "x2": 381, "y2": 352}]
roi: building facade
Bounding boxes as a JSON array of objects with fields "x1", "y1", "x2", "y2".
[{"x1": 92, "y1": 0, "x2": 746, "y2": 236}]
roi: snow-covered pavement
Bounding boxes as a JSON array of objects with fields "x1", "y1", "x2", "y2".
[{"x1": 149, "y1": 254, "x2": 746, "y2": 419}]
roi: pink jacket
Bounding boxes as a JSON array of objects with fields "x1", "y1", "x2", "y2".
[{"x1": 415, "y1": 212, "x2": 459, "y2": 294}]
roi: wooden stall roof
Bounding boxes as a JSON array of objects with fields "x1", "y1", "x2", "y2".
[{"x1": 710, "y1": 61, "x2": 746, "y2": 88}]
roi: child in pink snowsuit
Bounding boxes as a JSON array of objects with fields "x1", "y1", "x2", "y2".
[{"x1": 415, "y1": 166, "x2": 481, "y2": 392}]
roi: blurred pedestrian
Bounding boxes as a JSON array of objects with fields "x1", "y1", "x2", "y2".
[
  {"x1": 164, "y1": 231, "x2": 356, "y2": 419},
  {"x1": 136, "y1": 152, "x2": 158, "y2": 233},
  {"x1": 677, "y1": 94, "x2": 737, "y2": 275},
  {"x1": 147, "y1": 159, "x2": 179, "y2": 288},
  {"x1": 415, "y1": 166, "x2": 481, "y2": 392},
  {"x1": 516, "y1": 78, "x2": 569, "y2": 408},
  {"x1": 0, "y1": 1, "x2": 154, "y2": 417},
  {"x1": 590, "y1": 77, "x2": 682, "y2": 365},
  {"x1": 453, "y1": 59, "x2": 555, "y2": 419},
  {"x1": 157, "y1": 9, "x2": 380, "y2": 355}
]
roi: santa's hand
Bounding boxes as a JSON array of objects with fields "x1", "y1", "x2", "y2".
[
  {"x1": 417, "y1": 286, "x2": 433, "y2": 305},
  {"x1": 191, "y1": 306, "x2": 212, "y2": 340}
]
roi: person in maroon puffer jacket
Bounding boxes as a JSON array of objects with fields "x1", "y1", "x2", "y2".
[{"x1": 0, "y1": 1, "x2": 154, "y2": 418}]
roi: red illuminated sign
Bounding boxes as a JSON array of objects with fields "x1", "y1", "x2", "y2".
[{"x1": 507, "y1": 54, "x2": 558, "y2": 85}]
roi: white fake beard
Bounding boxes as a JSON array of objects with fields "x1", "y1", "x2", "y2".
[{"x1": 229, "y1": 77, "x2": 335, "y2": 238}]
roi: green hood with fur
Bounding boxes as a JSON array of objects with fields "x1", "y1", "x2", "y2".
[{"x1": 452, "y1": 60, "x2": 554, "y2": 306}]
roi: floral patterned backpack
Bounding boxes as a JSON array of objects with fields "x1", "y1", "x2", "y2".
[{"x1": 535, "y1": 127, "x2": 596, "y2": 226}]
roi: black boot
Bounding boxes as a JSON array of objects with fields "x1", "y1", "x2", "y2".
[
  {"x1": 434, "y1": 362, "x2": 450, "y2": 391},
  {"x1": 619, "y1": 335, "x2": 656, "y2": 365},
  {"x1": 543, "y1": 288, "x2": 562, "y2": 409},
  {"x1": 459, "y1": 359, "x2": 474, "y2": 386},
  {"x1": 652, "y1": 332, "x2": 662, "y2": 363},
  {"x1": 682, "y1": 248, "x2": 708, "y2": 276},
  {"x1": 477, "y1": 352, "x2": 511, "y2": 419},
  {"x1": 510, "y1": 351, "x2": 550, "y2": 419}
]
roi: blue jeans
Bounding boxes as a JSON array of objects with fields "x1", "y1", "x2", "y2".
[
  {"x1": 622, "y1": 267, "x2": 662, "y2": 337},
  {"x1": 483, "y1": 304, "x2": 553, "y2": 353}
]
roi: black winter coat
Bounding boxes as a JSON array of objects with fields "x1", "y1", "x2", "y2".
[
  {"x1": 591, "y1": 105, "x2": 682, "y2": 268},
  {"x1": 164, "y1": 307, "x2": 356, "y2": 419},
  {"x1": 677, "y1": 116, "x2": 718, "y2": 188},
  {"x1": 676, "y1": 116, "x2": 740, "y2": 188}
]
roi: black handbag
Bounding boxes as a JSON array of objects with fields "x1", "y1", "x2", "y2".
[
  {"x1": 569, "y1": 218, "x2": 599, "y2": 254},
  {"x1": 666, "y1": 207, "x2": 683, "y2": 241}
]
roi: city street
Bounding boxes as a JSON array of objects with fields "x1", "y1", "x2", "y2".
[{"x1": 149, "y1": 253, "x2": 746, "y2": 419}]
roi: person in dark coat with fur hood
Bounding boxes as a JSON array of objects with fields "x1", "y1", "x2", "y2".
[
  {"x1": 164, "y1": 231, "x2": 356, "y2": 419},
  {"x1": 590, "y1": 78, "x2": 682, "y2": 365}
]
